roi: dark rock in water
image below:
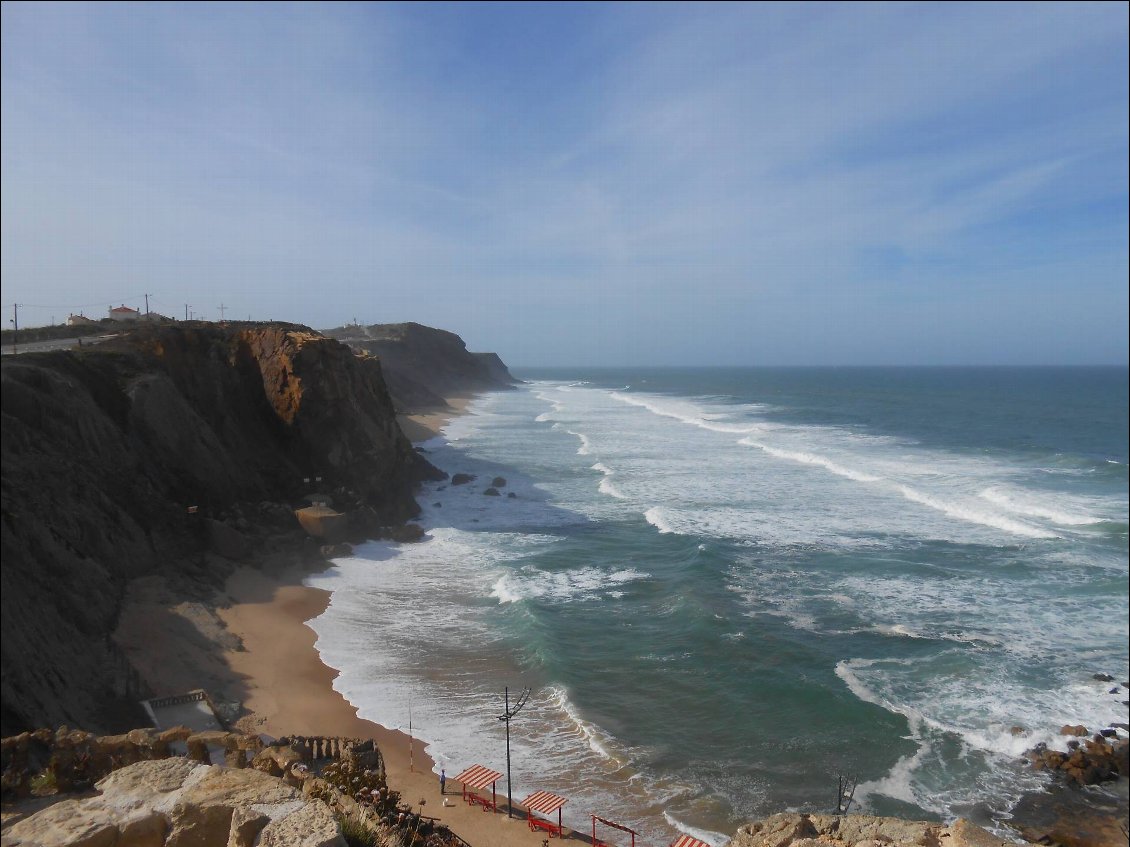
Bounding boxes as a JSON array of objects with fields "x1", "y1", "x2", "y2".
[
  {"x1": 433, "y1": 502, "x2": 442, "y2": 508},
  {"x1": 1100, "y1": 728, "x2": 1117, "y2": 738},
  {"x1": 1110, "y1": 722, "x2": 1129, "y2": 731},
  {"x1": 491, "y1": 477, "x2": 507, "y2": 488},
  {"x1": 1060, "y1": 724, "x2": 1089, "y2": 737},
  {"x1": 385, "y1": 523, "x2": 426, "y2": 543},
  {"x1": 507, "y1": 492, "x2": 517, "y2": 499},
  {"x1": 1093, "y1": 673, "x2": 1115, "y2": 682},
  {"x1": 483, "y1": 488, "x2": 500, "y2": 497},
  {"x1": 320, "y1": 543, "x2": 353, "y2": 558},
  {"x1": 1010, "y1": 726, "x2": 1027, "y2": 736},
  {"x1": 451, "y1": 473, "x2": 476, "y2": 486},
  {"x1": 1111, "y1": 688, "x2": 1121, "y2": 694}
]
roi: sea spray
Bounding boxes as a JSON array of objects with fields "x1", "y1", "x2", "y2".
[{"x1": 306, "y1": 367, "x2": 1128, "y2": 843}]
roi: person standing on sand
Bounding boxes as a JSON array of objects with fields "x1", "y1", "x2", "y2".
[{"x1": 439, "y1": 768, "x2": 446, "y2": 795}]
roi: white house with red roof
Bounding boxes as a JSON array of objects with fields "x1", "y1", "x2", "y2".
[{"x1": 108, "y1": 304, "x2": 140, "y2": 322}]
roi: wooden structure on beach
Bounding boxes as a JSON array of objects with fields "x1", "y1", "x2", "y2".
[
  {"x1": 454, "y1": 764, "x2": 502, "y2": 812},
  {"x1": 522, "y1": 789, "x2": 568, "y2": 838},
  {"x1": 592, "y1": 814, "x2": 638, "y2": 847}
]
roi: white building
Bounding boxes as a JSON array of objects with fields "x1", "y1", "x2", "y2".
[
  {"x1": 108, "y1": 305, "x2": 141, "y2": 322},
  {"x1": 66, "y1": 314, "x2": 96, "y2": 326}
]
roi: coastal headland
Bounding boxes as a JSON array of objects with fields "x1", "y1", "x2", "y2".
[{"x1": 1, "y1": 322, "x2": 1124, "y2": 846}]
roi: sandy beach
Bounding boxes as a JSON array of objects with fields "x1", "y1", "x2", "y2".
[
  {"x1": 217, "y1": 566, "x2": 572, "y2": 847},
  {"x1": 119, "y1": 395, "x2": 588, "y2": 846},
  {"x1": 396, "y1": 396, "x2": 473, "y2": 444}
]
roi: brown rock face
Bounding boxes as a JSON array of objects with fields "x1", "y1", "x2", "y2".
[
  {"x1": 1, "y1": 323, "x2": 438, "y2": 735},
  {"x1": 2, "y1": 759, "x2": 344, "y2": 847},
  {"x1": 324, "y1": 321, "x2": 518, "y2": 412},
  {"x1": 727, "y1": 813, "x2": 1011, "y2": 847}
]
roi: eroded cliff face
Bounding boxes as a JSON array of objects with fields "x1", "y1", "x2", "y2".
[
  {"x1": 324, "y1": 321, "x2": 518, "y2": 411},
  {"x1": 0, "y1": 323, "x2": 438, "y2": 735}
]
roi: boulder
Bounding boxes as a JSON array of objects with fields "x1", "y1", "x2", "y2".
[
  {"x1": 1060, "y1": 724, "x2": 1088, "y2": 736},
  {"x1": 451, "y1": 473, "x2": 475, "y2": 486},
  {"x1": 256, "y1": 799, "x2": 345, "y2": 846},
  {"x1": 483, "y1": 487, "x2": 500, "y2": 496},
  {"x1": 2, "y1": 798, "x2": 120, "y2": 847},
  {"x1": 384, "y1": 523, "x2": 425, "y2": 543},
  {"x1": 3, "y1": 758, "x2": 334, "y2": 847},
  {"x1": 727, "y1": 814, "x2": 1010, "y2": 847},
  {"x1": 491, "y1": 477, "x2": 507, "y2": 488}
]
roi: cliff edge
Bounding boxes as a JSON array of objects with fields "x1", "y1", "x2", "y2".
[
  {"x1": 324, "y1": 321, "x2": 517, "y2": 412},
  {"x1": 0, "y1": 323, "x2": 439, "y2": 736}
]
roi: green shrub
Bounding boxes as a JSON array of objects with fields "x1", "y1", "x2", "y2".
[
  {"x1": 29, "y1": 770, "x2": 57, "y2": 795},
  {"x1": 339, "y1": 814, "x2": 381, "y2": 847}
]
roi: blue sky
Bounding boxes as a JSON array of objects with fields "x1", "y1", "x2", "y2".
[{"x1": 2, "y1": 2, "x2": 1127, "y2": 365}]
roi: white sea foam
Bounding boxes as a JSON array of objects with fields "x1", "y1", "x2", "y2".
[
  {"x1": 740, "y1": 439, "x2": 882, "y2": 482},
  {"x1": 979, "y1": 486, "x2": 1104, "y2": 526},
  {"x1": 491, "y1": 566, "x2": 649, "y2": 604},
  {"x1": 548, "y1": 685, "x2": 620, "y2": 762},
  {"x1": 611, "y1": 392, "x2": 761, "y2": 434},
  {"x1": 644, "y1": 507, "x2": 680, "y2": 535},
  {"x1": 598, "y1": 477, "x2": 627, "y2": 499},
  {"x1": 564, "y1": 429, "x2": 593, "y2": 455},
  {"x1": 897, "y1": 485, "x2": 1058, "y2": 539},
  {"x1": 535, "y1": 412, "x2": 553, "y2": 422},
  {"x1": 662, "y1": 812, "x2": 729, "y2": 847}
]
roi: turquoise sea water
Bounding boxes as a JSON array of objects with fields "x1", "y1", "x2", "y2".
[{"x1": 307, "y1": 367, "x2": 1128, "y2": 845}]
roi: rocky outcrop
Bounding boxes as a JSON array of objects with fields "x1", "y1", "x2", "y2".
[
  {"x1": 1, "y1": 323, "x2": 440, "y2": 735},
  {"x1": 324, "y1": 322, "x2": 517, "y2": 412},
  {"x1": 1025, "y1": 733, "x2": 1129, "y2": 785},
  {"x1": 1, "y1": 759, "x2": 345, "y2": 847},
  {"x1": 727, "y1": 813, "x2": 1011, "y2": 847}
]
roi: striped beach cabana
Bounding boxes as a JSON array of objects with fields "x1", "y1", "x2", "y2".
[
  {"x1": 669, "y1": 836, "x2": 713, "y2": 847},
  {"x1": 522, "y1": 789, "x2": 568, "y2": 837},
  {"x1": 453, "y1": 764, "x2": 502, "y2": 811}
]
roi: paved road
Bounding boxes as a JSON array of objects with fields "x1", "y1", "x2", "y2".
[{"x1": 1, "y1": 334, "x2": 118, "y2": 355}]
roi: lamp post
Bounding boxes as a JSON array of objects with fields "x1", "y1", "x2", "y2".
[{"x1": 497, "y1": 686, "x2": 531, "y2": 818}]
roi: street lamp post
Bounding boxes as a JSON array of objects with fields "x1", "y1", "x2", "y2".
[{"x1": 497, "y1": 686, "x2": 531, "y2": 818}]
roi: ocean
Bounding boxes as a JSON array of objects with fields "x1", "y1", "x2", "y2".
[{"x1": 306, "y1": 367, "x2": 1129, "y2": 846}]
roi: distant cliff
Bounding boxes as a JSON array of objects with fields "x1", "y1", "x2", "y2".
[
  {"x1": 324, "y1": 322, "x2": 518, "y2": 412},
  {"x1": 0, "y1": 323, "x2": 440, "y2": 736}
]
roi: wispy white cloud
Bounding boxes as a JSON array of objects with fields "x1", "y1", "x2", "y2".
[{"x1": 2, "y1": 2, "x2": 1126, "y2": 363}]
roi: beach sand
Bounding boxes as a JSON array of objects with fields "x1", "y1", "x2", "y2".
[
  {"x1": 396, "y1": 396, "x2": 473, "y2": 444},
  {"x1": 119, "y1": 395, "x2": 589, "y2": 846},
  {"x1": 217, "y1": 566, "x2": 570, "y2": 847}
]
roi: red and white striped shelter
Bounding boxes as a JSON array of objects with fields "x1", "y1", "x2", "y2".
[
  {"x1": 453, "y1": 764, "x2": 502, "y2": 811},
  {"x1": 522, "y1": 789, "x2": 568, "y2": 837},
  {"x1": 669, "y1": 836, "x2": 713, "y2": 847},
  {"x1": 591, "y1": 814, "x2": 638, "y2": 847}
]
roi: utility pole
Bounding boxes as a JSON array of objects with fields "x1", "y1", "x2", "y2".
[
  {"x1": 144, "y1": 293, "x2": 150, "y2": 315},
  {"x1": 218, "y1": 303, "x2": 227, "y2": 322},
  {"x1": 9, "y1": 303, "x2": 19, "y2": 354},
  {"x1": 497, "y1": 686, "x2": 531, "y2": 818},
  {"x1": 185, "y1": 304, "x2": 189, "y2": 321}
]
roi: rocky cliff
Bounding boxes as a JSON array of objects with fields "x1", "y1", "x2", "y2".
[
  {"x1": 0, "y1": 323, "x2": 439, "y2": 736},
  {"x1": 324, "y1": 322, "x2": 518, "y2": 412}
]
